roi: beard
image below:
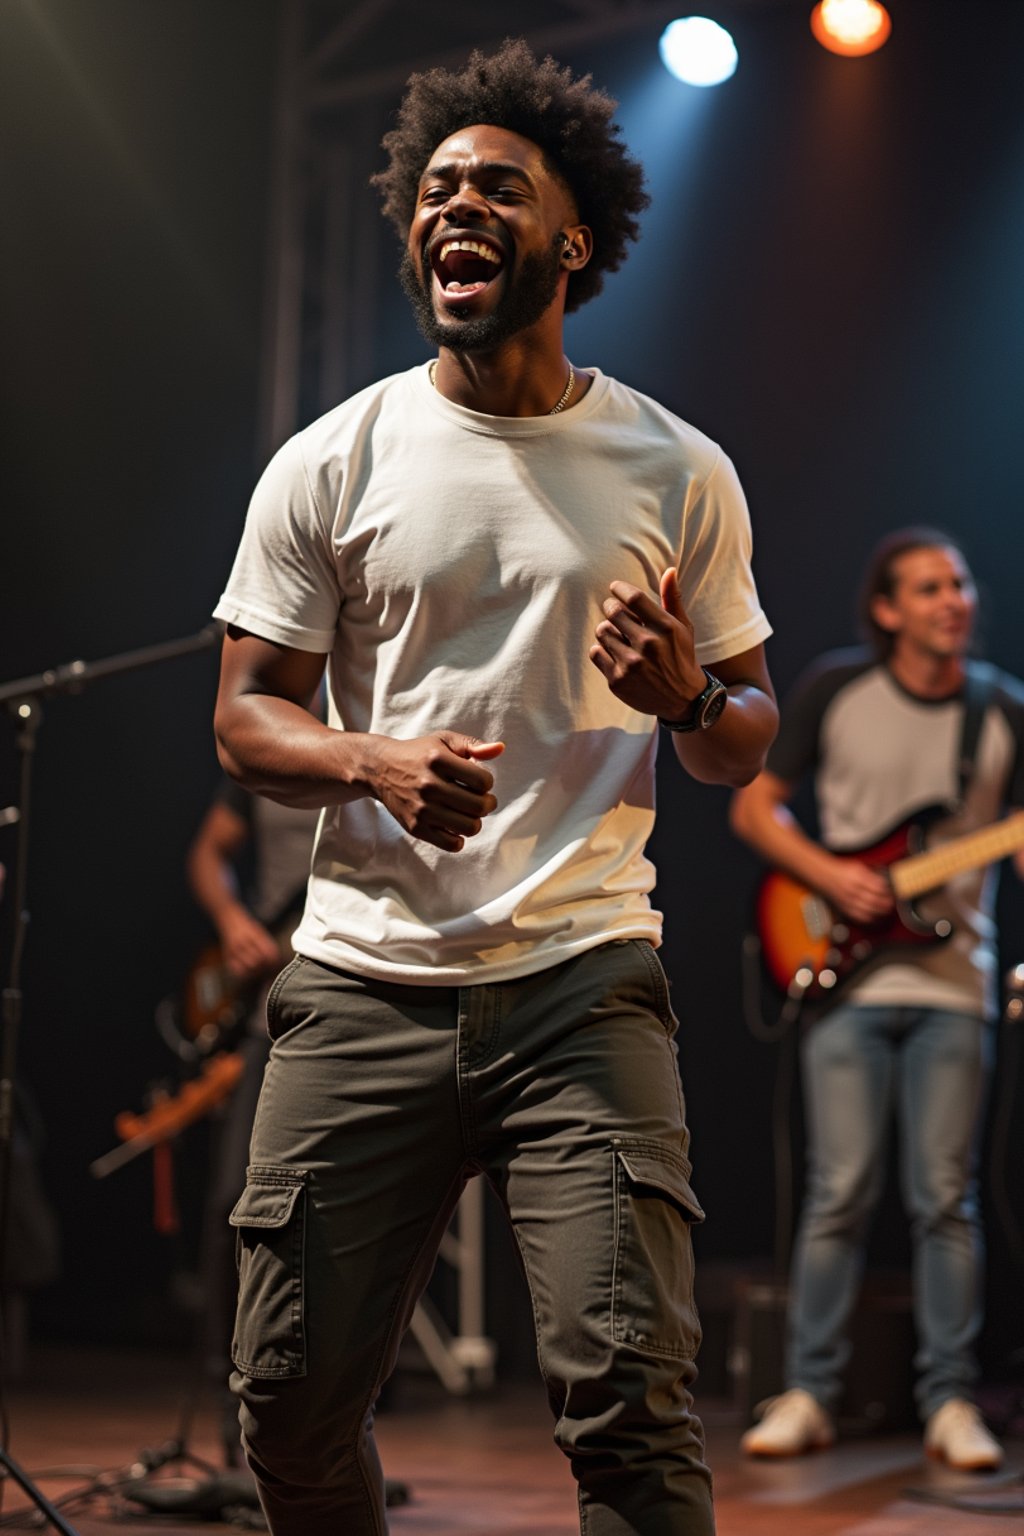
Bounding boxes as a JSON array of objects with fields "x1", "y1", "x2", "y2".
[{"x1": 399, "y1": 236, "x2": 564, "y2": 353}]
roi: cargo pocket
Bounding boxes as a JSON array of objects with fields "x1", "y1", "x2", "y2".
[
  {"x1": 230, "y1": 1166, "x2": 309, "y2": 1379},
  {"x1": 611, "y1": 1138, "x2": 705, "y2": 1360}
]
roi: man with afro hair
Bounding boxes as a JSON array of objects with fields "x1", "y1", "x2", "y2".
[{"x1": 213, "y1": 37, "x2": 777, "y2": 1536}]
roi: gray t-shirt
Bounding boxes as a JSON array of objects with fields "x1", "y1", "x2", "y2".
[{"x1": 767, "y1": 649, "x2": 1024, "y2": 1017}]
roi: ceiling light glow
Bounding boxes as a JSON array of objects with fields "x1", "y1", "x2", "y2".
[
  {"x1": 659, "y1": 18, "x2": 738, "y2": 87},
  {"x1": 810, "y1": 0, "x2": 892, "y2": 57}
]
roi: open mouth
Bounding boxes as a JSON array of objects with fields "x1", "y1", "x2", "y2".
[{"x1": 430, "y1": 237, "x2": 505, "y2": 299}]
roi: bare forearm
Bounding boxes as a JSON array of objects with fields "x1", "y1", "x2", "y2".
[
  {"x1": 187, "y1": 841, "x2": 244, "y2": 926},
  {"x1": 730, "y1": 785, "x2": 836, "y2": 888},
  {"x1": 214, "y1": 693, "x2": 375, "y2": 808},
  {"x1": 731, "y1": 774, "x2": 894, "y2": 923},
  {"x1": 670, "y1": 683, "x2": 778, "y2": 787}
]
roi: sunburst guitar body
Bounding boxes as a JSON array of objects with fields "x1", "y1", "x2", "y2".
[{"x1": 756, "y1": 805, "x2": 1024, "y2": 999}]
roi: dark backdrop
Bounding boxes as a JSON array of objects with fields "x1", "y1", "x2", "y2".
[{"x1": 2, "y1": 0, "x2": 1023, "y2": 1377}]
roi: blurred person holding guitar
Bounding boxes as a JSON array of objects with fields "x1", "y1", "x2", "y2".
[{"x1": 730, "y1": 527, "x2": 1024, "y2": 1469}]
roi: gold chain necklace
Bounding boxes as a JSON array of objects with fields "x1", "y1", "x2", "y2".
[{"x1": 429, "y1": 359, "x2": 576, "y2": 415}]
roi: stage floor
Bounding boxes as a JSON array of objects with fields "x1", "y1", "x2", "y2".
[{"x1": 4, "y1": 1346, "x2": 1022, "y2": 1534}]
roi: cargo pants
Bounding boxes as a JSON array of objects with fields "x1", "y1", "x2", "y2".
[{"x1": 229, "y1": 938, "x2": 715, "y2": 1535}]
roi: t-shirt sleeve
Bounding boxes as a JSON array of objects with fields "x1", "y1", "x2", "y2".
[
  {"x1": 993, "y1": 672, "x2": 1024, "y2": 807},
  {"x1": 213, "y1": 434, "x2": 340, "y2": 653},
  {"x1": 677, "y1": 450, "x2": 773, "y2": 665},
  {"x1": 765, "y1": 655, "x2": 865, "y2": 782}
]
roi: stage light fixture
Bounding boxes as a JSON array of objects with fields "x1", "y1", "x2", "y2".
[
  {"x1": 659, "y1": 18, "x2": 738, "y2": 87},
  {"x1": 810, "y1": 0, "x2": 892, "y2": 57}
]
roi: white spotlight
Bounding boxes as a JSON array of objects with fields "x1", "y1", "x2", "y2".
[{"x1": 659, "y1": 17, "x2": 738, "y2": 87}]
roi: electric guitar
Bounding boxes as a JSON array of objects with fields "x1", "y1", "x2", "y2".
[
  {"x1": 90, "y1": 1051, "x2": 246, "y2": 1180},
  {"x1": 180, "y1": 902, "x2": 304, "y2": 1054},
  {"x1": 91, "y1": 900, "x2": 304, "y2": 1181},
  {"x1": 756, "y1": 805, "x2": 1024, "y2": 999}
]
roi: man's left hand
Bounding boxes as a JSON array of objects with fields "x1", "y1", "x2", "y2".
[{"x1": 589, "y1": 567, "x2": 705, "y2": 719}]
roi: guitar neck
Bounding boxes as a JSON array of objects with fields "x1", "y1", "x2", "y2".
[{"x1": 890, "y1": 811, "x2": 1024, "y2": 899}]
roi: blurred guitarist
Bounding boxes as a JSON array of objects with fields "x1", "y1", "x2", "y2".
[
  {"x1": 186, "y1": 778, "x2": 319, "y2": 1427},
  {"x1": 731, "y1": 527, "x2": 1024, "y2": 1469}
]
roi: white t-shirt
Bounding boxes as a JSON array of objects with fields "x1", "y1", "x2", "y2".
[{"x1": 214, "y1": 363, "x2": 771, "y2": 983}]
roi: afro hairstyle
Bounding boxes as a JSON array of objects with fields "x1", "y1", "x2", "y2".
[{"x1": 371, "y1": 38, "x2": 649, "y2": 313}]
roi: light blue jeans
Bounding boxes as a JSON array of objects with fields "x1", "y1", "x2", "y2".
[{"x1": 786, "y1": 1004, "x2": 992, "y2": 1421}]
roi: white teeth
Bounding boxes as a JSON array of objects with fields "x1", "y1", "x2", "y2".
[{"x1": 438, "y1": 240, "x2": 502, "y2": 265}]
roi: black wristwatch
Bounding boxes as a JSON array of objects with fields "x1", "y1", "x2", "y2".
[{"x1": 658, "y1": 669, "x2": 728, "y2": 733}]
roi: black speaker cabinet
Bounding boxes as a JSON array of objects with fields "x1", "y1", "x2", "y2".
[{"x1": 731, "y1": 1276, "x2": 917, "y2": 1432}]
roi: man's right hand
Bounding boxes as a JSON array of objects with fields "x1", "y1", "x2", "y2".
[
  {"x1": 821, "y1": 857, "x2": 894, "y2": 925},
  {"x1": 214, "y1": 631, "x2": 504, "y2": 838},
  {"x1": 219, "y1": 905, "x2": 284, "y2": 980},
  {"x1": 364, "y1": 733, "x2": 504, "y2": 852}
]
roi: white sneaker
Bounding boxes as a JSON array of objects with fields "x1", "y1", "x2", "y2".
[
  {"x1": 924, "y1": 1398, "x2": 1004, "y2": 1470},
  {"x1": 740, "y1": 1388, "x2": 836, "y2": 1457}
]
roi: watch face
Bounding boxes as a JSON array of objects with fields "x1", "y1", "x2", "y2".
[{"x1": 699, "y1": 684, "x2": 727, "y2": 729}]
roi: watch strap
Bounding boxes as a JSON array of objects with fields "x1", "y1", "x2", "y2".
[{"x1": 658, "y1": 668, "x2": 727, "y2": 733}]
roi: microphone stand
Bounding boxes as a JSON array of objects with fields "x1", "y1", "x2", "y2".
[{"x1": 0, "y1": 625, "x2": 218, "y2": 1534}]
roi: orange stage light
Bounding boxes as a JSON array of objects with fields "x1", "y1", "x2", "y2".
[{"x1": 810, "y1": 0, "x2": 892, "y2": 57}]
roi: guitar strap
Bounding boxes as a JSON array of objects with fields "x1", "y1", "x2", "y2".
[{"x1": 954, "y1": 660, "x2": 994, "y2": 809}]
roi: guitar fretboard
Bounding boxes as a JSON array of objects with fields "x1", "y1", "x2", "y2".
[{"x1": 890, "y1": 811, "x2": 1024, "y2": 899}]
